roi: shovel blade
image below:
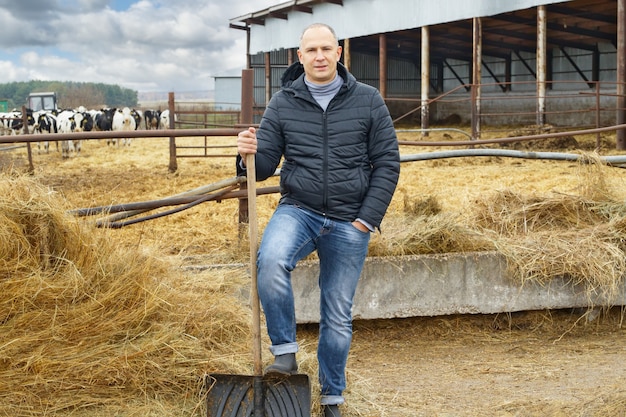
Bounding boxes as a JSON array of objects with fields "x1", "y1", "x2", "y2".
[{"x1": 206, "y1": 373, "x2": 311, "y2": 417}]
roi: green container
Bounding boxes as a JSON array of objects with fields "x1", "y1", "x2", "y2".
[{"x1": 0, "y1": 100, "x2": 8, "y2": 112}]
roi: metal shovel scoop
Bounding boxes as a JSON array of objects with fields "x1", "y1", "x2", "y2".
[{"x1": 206, "y1": 153, "x2": 311, "y2": 416}]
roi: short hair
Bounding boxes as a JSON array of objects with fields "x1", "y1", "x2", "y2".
[{"x1": 299, "y1": 23, "x2": 339, "y2": 48}]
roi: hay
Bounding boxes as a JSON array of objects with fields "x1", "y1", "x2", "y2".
[
  {"x1": 0, "y1": 173, "x2": 255, "y2": 416},
  {"x1": 357, "y1": 151, "x2": 626, "y2": 307},
  {"x1": 471, "y1": 154, "x2": 626, "y2": 305},
  {"x1": 369, "y1": 192, "x2": 494, "y2": 257},
  {"x1": 5, "y1": 133, "x2": 626, "y2": 415},
  {"x1": 369, "y1": 211, "x2": 494, "y2": 257}
]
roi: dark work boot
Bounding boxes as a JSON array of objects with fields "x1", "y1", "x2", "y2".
[
  {"x1": 264, "y1": 353, "x2": 297, "y2": 376},
  {"x1": 323, "y1": 404, "x2": 342, "y2": 417}
]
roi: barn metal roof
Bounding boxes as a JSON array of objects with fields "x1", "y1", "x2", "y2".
[{"x1": 230, "y1": 0, "x2": 618, "y2": 63}]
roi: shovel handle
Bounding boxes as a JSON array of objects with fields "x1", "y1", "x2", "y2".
[{"x1": 246, "y1": 153, "x2": 263, "y2": 377}]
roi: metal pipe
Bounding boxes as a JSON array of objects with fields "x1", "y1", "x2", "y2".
[
  {"x1": 97, "y1": 184, "x2": 240, "y2": 228},
  {"x1": 397, "y1": 123, "x2": 626, "y2": 147},
  {"x1": 396, "y1": 128, "x2": 473, "y2": 140},
  {"x1": 0, "y1": 128, "x2": 243, "y2": 144},
  {"x1": 400, "y1": 149, "x2": 626, "y2": 166}
]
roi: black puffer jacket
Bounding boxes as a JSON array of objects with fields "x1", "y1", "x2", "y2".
[{"x1": 255, "y1": 62, "x2": 400, "y2": 229}]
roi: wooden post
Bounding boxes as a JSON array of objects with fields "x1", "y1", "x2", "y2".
[
  {"x1": 168, "y1": 92, "x2": 177, "y2": 173},
  {"x1": 21, "y1": 106, "x2": 34, "y2": 173}
]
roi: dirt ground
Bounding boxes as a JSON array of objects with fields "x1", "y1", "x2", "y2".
[{"x1": 4, "y1": 129, "x2": 626, "y2": 417}]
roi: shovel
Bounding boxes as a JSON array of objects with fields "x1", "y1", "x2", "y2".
[{"x1": 206, "y1": 153, "x2": 311, "y2": 417}]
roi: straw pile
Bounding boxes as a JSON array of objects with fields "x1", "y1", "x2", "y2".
[
  {"x1": 368, "y1": 193, "x2": 494, "y2": 256},
  {"x1": 470, "y1": 153, "x2": 626, "y2": 304},
  {"x1": 0, "y1": 173, "x2": 254, "y2": 416},
  {"x1": 370, "y1": 151, "x2": 626, "y2": 306}
]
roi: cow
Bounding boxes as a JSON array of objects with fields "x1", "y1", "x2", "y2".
[
  {"x1": 33, "y1": 110, "x2": 58, "y2": 153},
  {"x1": 131, "y1": 108, "x2": 142, "y2": 130},
  {"x1": 111, "y1": 107, "x2": 136, "y2": 146},
  {"x1": 0, "y1": 109, "x2": 35, "y2": 135},
  {"x1": 56, "y1": 109, "x2": 94, "y2": 158},
  {"x1": 94, "y1": 107, "x2": 116, "y2": 132},
  {"x1": 0, "y1": 112, "x2": 18, "y2": 135},
  {"x1": 144, "y1": 109, "x2": 161, "y2": 130},
  {"x1": 159, "y1": 109, "x2": 175, "y2": 130}
]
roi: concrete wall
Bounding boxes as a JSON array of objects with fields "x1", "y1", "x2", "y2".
[{"x1": 291, "y1": 252, "x2": 624, "y2": 323}]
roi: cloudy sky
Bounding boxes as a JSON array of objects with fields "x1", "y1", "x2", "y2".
[{"x1": 0, "y1": 0, "x2": 276, "y2": 94}]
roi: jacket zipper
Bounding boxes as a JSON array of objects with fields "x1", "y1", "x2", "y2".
[{"x1": 322, "y1": 111, "x2": 328, "y2": 216}]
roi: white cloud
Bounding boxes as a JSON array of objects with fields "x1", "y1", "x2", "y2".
[{"x1": 0, "y1": 0, "x2": 277, "y2": 93}]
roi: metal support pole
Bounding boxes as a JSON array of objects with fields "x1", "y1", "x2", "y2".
[
  {"x1": 596, "y1": 82, "x2": 601, "y2": 148},
  {"x1": 471, "y1": 17, "x2": 482, "y2": 140},
  {"x1": 265, "y1": 52, "x2": 271, "y2": 106},
  {"x1": 537, "y1": 5, "x2": 547, "y2": 126},
  {"x1": 421, "y1": 26, "x2": 430, "y2": 136},
  {"x1": 287, "y1": 48, "x2": 294, "y2": 66},
  {"x1": 343, "y1": 38, "x2": 351, "y2": 71},
  {"x1": 246, "y1": 26, "x2": 251, "y2": 70},
  {"x1": 379, "y1": 33, "x2": 387, "y2": 98},
  {"x1": 617, "y1": 0, "x2": 626, "y2": 149}
]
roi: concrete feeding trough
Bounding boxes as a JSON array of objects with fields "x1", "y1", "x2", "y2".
[{"x1": 291, "y1": 252, "x2": 625, "y2": 323}]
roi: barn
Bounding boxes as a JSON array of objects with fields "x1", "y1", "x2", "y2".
[
  {"x1": 213, "y1": 75, "x2": 243, "y2": 110},
  {"x1": 230, "y1": 0, "x2": 625, "y2": 143}
]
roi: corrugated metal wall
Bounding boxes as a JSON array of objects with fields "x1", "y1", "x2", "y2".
[
  {"x1": 250, "y1": 50, "x2": 422, "y2": 100},
  {"x1": 441, "y1": 46, "x2": 617, "y2": 94},
  {"x1": 251, "y1": 44, "x2": 616, "y2": 99}
]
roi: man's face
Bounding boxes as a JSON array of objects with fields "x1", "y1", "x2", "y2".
[{"x1": 297, "y1": 26, "x2": 342, "y2": 85}]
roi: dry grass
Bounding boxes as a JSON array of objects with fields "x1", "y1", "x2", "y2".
[
  {"x1": 0, "y1": 173, "x2": 256, "y2": 416},
  {"x1": 470, "y1": 153, "x2": 626, "y2": 305},
  {"x1": 2, "y1": 129, "x2": 626, "y2": 416}
]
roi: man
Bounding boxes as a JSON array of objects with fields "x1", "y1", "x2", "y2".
[{"x1": 237, "y1": 23, "x2": 400, "y2": 417}]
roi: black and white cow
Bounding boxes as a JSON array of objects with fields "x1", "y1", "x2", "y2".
[
  {"x1": 0, "y1": 111, "x2": 18, "y2": 136},
  {"x1": 144, "y1": 109, "x2": 161, "y2": 130},
  {"x1": 111, "y1": 107, "x2": 136, "y2": 146},
  {"x1": 131, "y1": 108, "x2": 142, "y2": 133},
  {"x1": 0, "y1": 109, "x2": 35, "y2": 135},
  {"x1": 56, "y1": 109, "x2": 94, "y2": 158},
  {"x1": 34, "y1": 110, "x2": 58, "y2": 153},
  {"x1": 159, "y1": 109, "x2": 173, "y2": 130},
  {"x1": 94, "y1": 107, "x2": 116, "y2": 132}
]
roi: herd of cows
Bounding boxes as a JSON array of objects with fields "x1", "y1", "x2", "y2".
[{"x1": 0, "y1": 107, "x2": 172, "y2": 158}]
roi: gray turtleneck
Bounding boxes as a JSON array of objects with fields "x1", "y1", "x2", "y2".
[{"x1": 305, "y1": 74, "x2": 342, "y2": 111}]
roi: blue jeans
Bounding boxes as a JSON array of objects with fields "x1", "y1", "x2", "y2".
[{"x1": 257, "y1": 204, "x2": 370, "y2": 405}]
